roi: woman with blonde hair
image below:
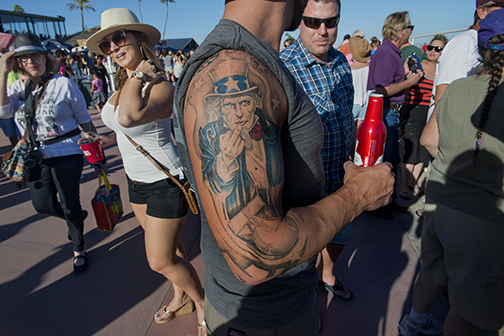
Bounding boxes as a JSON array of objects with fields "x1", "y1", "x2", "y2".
[{"x1": 86, "y1": 8, "x2": 205, "y2": 335}]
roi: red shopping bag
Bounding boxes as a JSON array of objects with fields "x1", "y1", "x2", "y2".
[{"x1": 91, "y1": 170, "x2": 123, "y2": 231}]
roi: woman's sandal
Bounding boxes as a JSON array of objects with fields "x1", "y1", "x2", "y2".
[
  {"x1": 154, "y1": 300, "x2": 194, "y2": 324},
  {"x1": 322, "y1": 280, "x2": 353, "y2": 301},
  {"x1": 409, "y1": 185, "x2": 425, "y2": 197},
  {"x1": 198, "y1": 320, "x2": 207, "y2": 336}
]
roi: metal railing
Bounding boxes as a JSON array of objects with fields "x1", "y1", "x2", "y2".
[{"x1": 410, "y1": 28, "x2": 468, "y2": 44}]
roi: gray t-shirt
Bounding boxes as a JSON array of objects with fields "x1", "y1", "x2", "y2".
[{"x1": 173, "y1": 19, "x2": 325, "y2": 328}]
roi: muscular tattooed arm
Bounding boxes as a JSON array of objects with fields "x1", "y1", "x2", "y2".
[{"x1": 184, "y1": 50, "x2": 394, "y2": 285}]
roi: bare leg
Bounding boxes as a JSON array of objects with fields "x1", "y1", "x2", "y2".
[
  {"x1": 444, "y1": 307, "x2": 478, "y2": 336},
  {"x1": 131, "y1": 203, "x2": 205, "y2": 334},
  {"x1": 409, "y1": 162, "x2": 425, "y2": 193},
  {"x1": 401, "y1": 163, "x2": 413, "y2": 198},
  {"x1": 412, "y1": 270, "x2": 446, "y2": 314}
]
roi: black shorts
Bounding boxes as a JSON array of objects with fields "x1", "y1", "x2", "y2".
[{"x1": 127, "y1": 176, "x2": 189, "y2": 219}]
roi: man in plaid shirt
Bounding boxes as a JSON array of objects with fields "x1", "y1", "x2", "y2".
[{"x1": 280, "y1": 0, "x2": 355, "y2": 301}]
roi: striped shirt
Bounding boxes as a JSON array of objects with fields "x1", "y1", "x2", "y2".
[
  {"x1": 280, "y1": 39, "x2": 354, "y2": 194},
  {"x1": 405, "y1": 76, "x2": 434, "y2": 106}
]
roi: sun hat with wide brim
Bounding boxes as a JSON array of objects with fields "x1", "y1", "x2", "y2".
[
  {"x1": 86, "y1": 8, "x2": 161, "y2": 56},
  {"x1": 13, "y1": 33, "x2": 48, "y2": 57},
  {"x1": 349, "y1": 36, "x2": 371, "y2": 63}
]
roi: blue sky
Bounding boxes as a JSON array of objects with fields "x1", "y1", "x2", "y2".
[{"x1": 3, "y1": 0, "x2": 473, "y2": 47}]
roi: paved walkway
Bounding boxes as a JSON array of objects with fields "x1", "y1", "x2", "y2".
[{"x1": 0, "y1": 109, "x2": 450, "y2": 336}]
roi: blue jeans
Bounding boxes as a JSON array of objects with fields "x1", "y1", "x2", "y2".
[
  {"x1": 383, "y1": 107, "x2": 401, "y2": 173},
  {"x1": 383, "y1": 107, "x2": 401, "y2": 201}
]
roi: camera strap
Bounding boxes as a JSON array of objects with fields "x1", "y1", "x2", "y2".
[{"x1": 24, "y1": 72, "x2": 52, "y2": 151}]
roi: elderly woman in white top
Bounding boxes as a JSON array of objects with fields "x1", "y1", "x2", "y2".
[
  {"x1": 0, "y1": 33, "x2": 97, "y2": 275},
  {"x1": 85, "y1": 8, "x2": 206, "y2": 335}
]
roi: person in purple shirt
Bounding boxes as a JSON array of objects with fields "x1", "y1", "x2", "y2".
[{"x1": 366, "y1": 11, "x2": 423, "y2": 220}]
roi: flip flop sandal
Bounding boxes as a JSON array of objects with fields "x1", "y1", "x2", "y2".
[
  {"x1": 198, "y1": 320, "x2": 207, "y2": 336},
  {"x1": 323, "y1": 280, "x2": 353, "y2": 301},
  {"x1": 409, "y1": 185, "x2": 425, "y2": 196},
  {"x1": 154, "y1": 300, "x2": 194, "y2": 324}
]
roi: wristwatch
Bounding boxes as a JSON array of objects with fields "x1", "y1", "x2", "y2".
[{"x1": 131, "y1": 71, "x2": 146, "y2": 81}]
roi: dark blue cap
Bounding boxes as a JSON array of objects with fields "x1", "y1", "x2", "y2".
[{"x1": 478, "y1": 8, "x2": 504, "y2": 51}]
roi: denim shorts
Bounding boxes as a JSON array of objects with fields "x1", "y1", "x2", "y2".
[{"x1": 127, "y1": 176, "x2": 188, "y2": 219}]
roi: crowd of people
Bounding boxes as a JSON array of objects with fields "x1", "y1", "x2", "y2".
[{"x1": 0, "y1": 1, "x2": 503, "y2": 336}]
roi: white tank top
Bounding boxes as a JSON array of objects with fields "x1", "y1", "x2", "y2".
[{"x1": 101, "y1": 83, "x2": 183, "y2": 183}]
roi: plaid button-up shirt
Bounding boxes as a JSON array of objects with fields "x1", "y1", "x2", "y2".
[{"x1": 281, "y1": 39, "x2": 354, "y2": 195}]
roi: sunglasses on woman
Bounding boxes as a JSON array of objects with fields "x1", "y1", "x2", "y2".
[
  {"x1": 99, "y1": 30, "x2": 127, "y2": 55},
  {"x1": 302, "y1": 15, "x2": 340, "y2": 29},
  {"x1": 427, "y1": 45, "x2": 443, "y2": 52}
]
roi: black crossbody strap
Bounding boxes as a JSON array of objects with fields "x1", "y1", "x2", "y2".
[{"x1": 24, "y1": 73, "x2": 51, "y2": 151}]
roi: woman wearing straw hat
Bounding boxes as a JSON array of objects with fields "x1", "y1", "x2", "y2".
[
  {"x1": 0, "y1": 33, "x2": 97, "y2": 275},
  {"x1": 86, "y1": 8, "x2": 205, "y2": 334}
]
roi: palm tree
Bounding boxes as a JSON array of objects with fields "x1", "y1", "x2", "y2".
[
  {"x1": 67, "y1": 0, "x2": 95, "y2": 32},
  {"x1": 160, "y1": 0, "x2": 175, "y2": 40},
  {"x1": 138, "y1": 0, "x2": 144, "y2": 23},
  {"x1": 13, "y1": 4, "x2": 24, "y2": 13}
]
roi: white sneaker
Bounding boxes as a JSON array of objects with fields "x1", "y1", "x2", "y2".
[{"x1": 398, "y1": 314, "x2": 443, "y2": 336}]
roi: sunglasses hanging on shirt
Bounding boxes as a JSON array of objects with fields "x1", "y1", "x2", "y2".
[{"x1": 302, "y1": 15, "x2": 340, "y2": 29}]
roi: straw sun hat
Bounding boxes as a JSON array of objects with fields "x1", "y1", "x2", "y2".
[{"x1": 86, "y1": 8, "x2": 161, "y2": 56}]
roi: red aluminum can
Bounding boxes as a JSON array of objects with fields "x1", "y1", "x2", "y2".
[{"x1": 353, "y1": 94, "x2": 387, "y2": 167}]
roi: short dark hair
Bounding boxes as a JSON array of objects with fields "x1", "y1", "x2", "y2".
[{"x1": 54, "y1": 49, "x2": 65, "y2": 58}]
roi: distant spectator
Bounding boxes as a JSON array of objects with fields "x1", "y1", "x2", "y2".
[
  {"x1": 0, "y1": 47, "x2": 20, "y2": 148},
  {"x1": 282, "y1": 37, "x2": 295, "y2": 51},
  {"x1": 90, "y1": 55, "x2": 109, "y2": 98},
  {"x1": 173, "y1": 52, "x2": 185, "y2": 83},
  {"x1": 366, "y1": 11, "x2": 423, "y2": 220},
  {"x1": 161, "y1": 49, "x2": 173, "y2": 80},
  {"x1": 352, "y1": 29, "x2": 365, "y2": 38},
  {"x1": 54, "y1": 49, "x2": 73, "y2": 77},
  {"x1": 399, "y1": 34, "x2": 447, "y2": 201},
  {"x1": 400, "y1": 42, "x2": 423, "y2": 63},
  {"x1": 67, "y1": 54, "x2": 79, "y2": 75},
  {"x1": 339, "y1": 33, "x2": 351, "y2": 55},
  {"x1": 349, "y1": 36, "x2": 371, "y2": 128},
  {"x1": 86, "y1": 51, "x2": 95, "y2": 68},
  {"x1": 90, "y1": 70, "x2": 106, "y2": 113},
  {"x1": 370, "y1": 36, "x2": 381, "y2": 56}
]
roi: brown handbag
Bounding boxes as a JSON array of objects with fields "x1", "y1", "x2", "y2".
[{"x1": 124, "y1": 134, "x2": 199, "y2": 215}]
